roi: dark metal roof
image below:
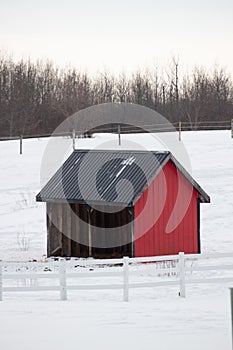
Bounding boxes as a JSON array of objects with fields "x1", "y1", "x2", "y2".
[{"x1": 36, "y1": 149, "x2": 210, "y2": 205}]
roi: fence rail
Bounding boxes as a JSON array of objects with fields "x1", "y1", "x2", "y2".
[
  {"x1": 0, "y1": 120, "x2": 232, "y2": 154},
  {"x1": 0, "y1": 119, "x2": 232, "y2": 144},
  {"x1": 1, "y1": 252, "x2": 233, "y2": 301}
]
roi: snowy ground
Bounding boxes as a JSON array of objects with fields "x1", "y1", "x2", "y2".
[
  {"x1": 0, "y1": 130, "x2": 233, "y2": 349},
  {"x1": 0, "y1": 129, "x2": 232, "y2": 260},
  {"x1": 0, "y1": 293, "x2": 231, "y2": 350}
]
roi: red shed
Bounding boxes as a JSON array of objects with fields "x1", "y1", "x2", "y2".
[{"x1": 36, "y1": 149, "x2": 210, "y2": 258}]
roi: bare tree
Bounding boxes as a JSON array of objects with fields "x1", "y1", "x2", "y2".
[{"x1": 0, "y1": 52, "x2": 232, "y2": 137}]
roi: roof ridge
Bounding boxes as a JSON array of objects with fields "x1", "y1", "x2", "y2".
[{"x1": 73, "y1": 149, "x2": 170, "y2": 154}]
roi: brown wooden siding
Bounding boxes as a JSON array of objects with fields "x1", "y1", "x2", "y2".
[{"x1": 46, "y1": 202, "x2": 133, "y2": 258}]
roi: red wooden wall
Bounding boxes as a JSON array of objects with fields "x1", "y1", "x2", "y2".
[{"x1": 134, "y1": 160, "x2": 200, "y2": 257}]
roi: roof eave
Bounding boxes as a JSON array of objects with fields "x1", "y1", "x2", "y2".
[
  {"x1": 36, "y1": 196, "x2": 131, "y2": 207},
  {"x1": 169, "y1": 154, "x2": 210, "y2": 203}
]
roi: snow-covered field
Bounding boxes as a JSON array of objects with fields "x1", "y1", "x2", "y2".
[
  {"x1": 0, "y1": 294, "x2": 231, "y2": 350},
  {"x1": 0, "y1": 130, "x2": 232, "y2": 259},
  {"x1": 0, "y1": 130, "x2": 233, "y2": 350}
]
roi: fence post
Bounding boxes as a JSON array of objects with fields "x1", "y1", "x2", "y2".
[
  {"x1": 123, "y1": 256, "x2": 129, "y2": 302},
  {"x1": 72, "y1": 129, "x2": 75, "y2": 150},
  {"x1": 230, "y1": 288, "x2": 233, "y2": 349},
  {"x1": 178, "y1": 121, "x2": 182, "y2": 141},
  {"x1": 59, "y1": 258, "x2": 67, "y2": 301},
  {"x1": 19, "y1": 135, "x2": 23, "y2": 155},
  {"x1": 0, "y1": 260, "x2": 2, "y2": 301},
  {"x1": 178, "y1": 252, "x2": 185, "y2": 297},
  {"x1": 118, "y1": 124, "x2": 121, "y2": 146}
]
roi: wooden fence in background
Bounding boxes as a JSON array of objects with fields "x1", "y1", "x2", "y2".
[{"x1": 0, "y1": 119, "x2": 232, "y2": 154}]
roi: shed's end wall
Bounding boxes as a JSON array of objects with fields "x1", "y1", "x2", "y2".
[{"x1": 134, "y1": 160, "x2": 200, "y2": 257}]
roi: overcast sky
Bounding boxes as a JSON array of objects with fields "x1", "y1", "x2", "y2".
[{"x1": 0, "y1": 0, "x2": 233, "y2": 75}]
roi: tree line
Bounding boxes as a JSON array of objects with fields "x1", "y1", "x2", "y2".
[{"x1": 0, "y1": 54, "x2": 232, "y2": 137}]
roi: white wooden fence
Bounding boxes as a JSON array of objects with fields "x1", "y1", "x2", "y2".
[{"x1": 1, "y1": 252, "x2": 233, "y2": 301}]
